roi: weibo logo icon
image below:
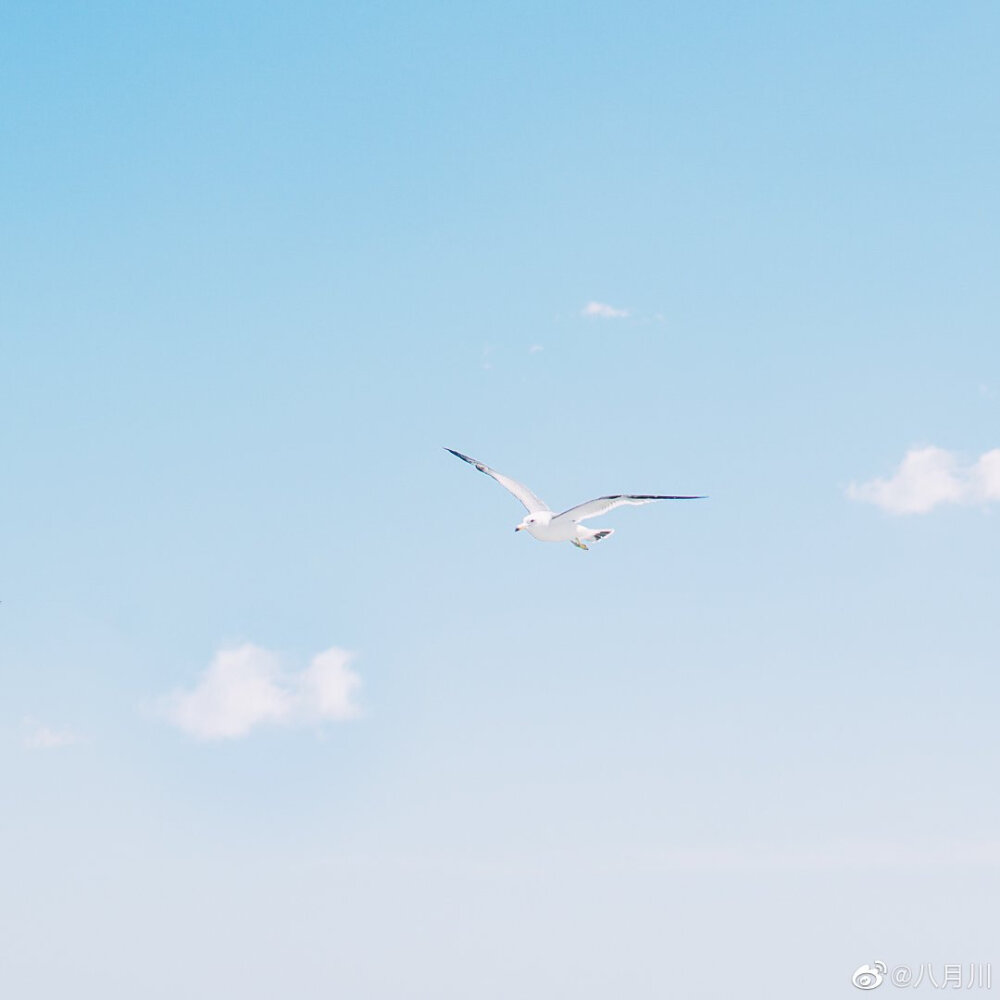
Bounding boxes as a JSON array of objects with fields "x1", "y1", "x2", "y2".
[{"x1": 852, "y1": 962, "x2": 888, "y2": 989}]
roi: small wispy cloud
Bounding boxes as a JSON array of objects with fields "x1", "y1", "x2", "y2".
[
  {"x1": 23, "y1": 718, "x2": 78, "y2": 750},
  {"x1": 528, "y1": 344, "x2": 543, "y2": 354},
  {"x1": 158, "y1": 643, "x2": 361, "y2": 741},
  {"x1": 847, "y1": 446, "x2": 1000, "y2": 514},
  {"x1": 581, "y1": 301, "x2": 629, "y2": 319}
]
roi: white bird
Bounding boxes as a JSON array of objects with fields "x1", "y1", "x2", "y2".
[{"x1": 445, "y1": 448, "x2": 705, "y2": 550}]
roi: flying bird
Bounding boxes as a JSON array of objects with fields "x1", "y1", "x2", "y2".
[{"x1": 445, "y1": 448, "x2": 705, "y2": 550}]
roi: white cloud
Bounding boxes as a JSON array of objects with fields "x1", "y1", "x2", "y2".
[
  {"x1": 848, "y1": 446, "x2": 1000, "y2": 514},
  {"x1": 295, "y1": 647, "x2": 362, "y2": 724},
  {"x1": 23, "y1": 718, "x2": 77, "y2": 750},
  {"x1": 581, "y1": 301, "x2": 629, "y2": 319},
  {"x1": 528, "y1": 344, "x2": 543, "y2": 354},
  {"x1": 975, "y1": 448, "x2": 1000, "y2": 498},
  {"x1": 159, "y1": 643, "x2": 361, "y2": 740}
]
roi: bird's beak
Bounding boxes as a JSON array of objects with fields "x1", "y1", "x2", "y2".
[{"x1": 514, "y1": 525, "x2": 523, "y2": 532}]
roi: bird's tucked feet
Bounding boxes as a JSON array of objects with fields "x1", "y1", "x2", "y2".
[{"x1": 571, "y1": 539, "x2": 589, "y2": 550}]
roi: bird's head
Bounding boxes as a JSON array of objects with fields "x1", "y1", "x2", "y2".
[{"x1": 515, "y1": 511, "x2": 552, "y2": 532}]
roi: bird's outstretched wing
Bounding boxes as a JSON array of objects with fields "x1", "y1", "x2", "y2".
[
  {"x1": 554, "y1": 494, "x2": 706, "y2": 523},
  {"x1": 444, "y1": 449, "x2": 549, "y2": 513}
]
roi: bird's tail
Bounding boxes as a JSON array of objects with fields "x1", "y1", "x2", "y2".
[{"x1": 582, "y1": 528, "x2": 614, "y2": 544}]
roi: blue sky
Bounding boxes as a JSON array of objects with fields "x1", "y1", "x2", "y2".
[{"x1": 2, "y1": 3, "x2": 999, "y2": 997}]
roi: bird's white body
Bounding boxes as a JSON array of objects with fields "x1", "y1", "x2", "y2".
[
  {"x1": 445, "y1": 448, "x2": 704, "y2": 551},
  {"x1": 516, "y1": 510, "x2": 613, "y2": 546}
]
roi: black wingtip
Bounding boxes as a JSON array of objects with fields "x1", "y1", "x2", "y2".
[
  {"x1": 612, "y1": 494, "x2": 708, "y2": 501},
  {"x1": 444, "y1": 447, "x2": 480, "y2": 466}
]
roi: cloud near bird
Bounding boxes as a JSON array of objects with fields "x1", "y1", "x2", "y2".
[
  {"x1": 159, "y1": 643, "x2": 361, "y2": 740},
  {"x1": 22, "y1": 718, "x2": 78, "y2": 750},
  {"x1": 581, "y1": 301, "x2": 630, "y2": 319},
  {"x1": 848, "y1": 446, "x2": 1000, "y2": 514}
]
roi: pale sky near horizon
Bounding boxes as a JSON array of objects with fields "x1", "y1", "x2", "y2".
[{"x1": 3, "y1": 3, "x2": 1000, "y2": 998}]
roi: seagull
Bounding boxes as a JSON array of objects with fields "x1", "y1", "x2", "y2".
[{"x1": 445, "y1": 448, "x2": 705, "y2": 550}]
